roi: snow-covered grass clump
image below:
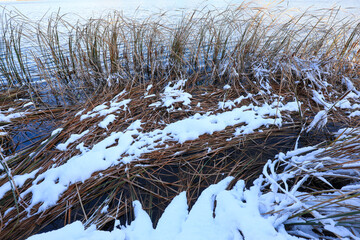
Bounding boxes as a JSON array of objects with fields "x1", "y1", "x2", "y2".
[
  {"x1": 1, "y1": 3, "x2": 360, "y2": 240},
  {"x1": 27, "y1": 130, "x2": 360, "y2": 240},
  {"x1": 2, "y1": 77, "x2": 360, "y2": 239}
]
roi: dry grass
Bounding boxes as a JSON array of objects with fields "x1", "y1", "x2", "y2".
[
  {"x1": 0, "y1": 4, "x2": 359, "y2": 105},
  {"x1": 0, "y1": 3, "x2": 359, "y2": 239},
  {"x1": 0, "y1": 79, "x2": 359, "y2": 239},
  {"x1": 0, "y1": 84, "x2": 297, "y2": 239}
]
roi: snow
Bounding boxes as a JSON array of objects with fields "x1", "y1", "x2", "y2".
[
  {"x1": 80, "y1": 99, "x2": 130, "y2": 121},
  {"x1": 2, "y1": 0, "x2": 360, "y2": 239},
  {"x1": 149, "y1": 79, "x2": 192, "y2": 110},
  {"x1": 151, "y1": 192, "x2": 188, "y2": 240},
  {"x1": 312, "y1": 90, "x2": 333, "y2": 110},
  {"x1": 100, "y1": 205, "x2": 109, "y2": 214},
  {"x1": 306, "y1": 110, "x2": 327, "y2": 132},
  {"x1": 223, "y1": 84, "x2": 231, "y2": 90},
  {"x1": 79, "y1": 90, "x2": 129, "y2": 121},
  {"x1": 218, "y1": 100, "x2": 236, "y2": 110},
  {"x1": 19, "y1": 119, "x2": 360, "y2": 240},
  {"x1": 349, "y1": 110, "x2": 360, "y2": 118},
  {"x1": 23, "y1": 102, "x2": 34, "y2": 108},
  {"x1": 56, "y1": 130, "x2": 90, "y2": 151},
  {"x1": 98, "y1": 114, "x2": 116, "y2": 129},
  {"x1": 28, "y1": 177, "x2": 297, "y2": 240},
  {"x1": 0, "y1": 169, "x2": 39, "y2": 199},
  {"x1": 51, "y1": 128, "x2": 63, "y2": 136},
  {"x1": 145, "y1": 84, "x2": 153, "y2": 96},
  {"x1": 310, "y1": 86, "x2": 360, "y2": 119},
  {"x1": 15, "y1": 98, "x2": 300, "y2": 215},
  {"x1": 23, "y1": 174, "x2": 301, "y2": 240},
  {"x1": 0, "y1": 131, "x2": 7, "y2": 136},
  {"x1": 27, "y1": 221, "x2": 123, "y2": 240},
  {"x1": 0, "y1": 109, "x2": 25, "y2": 123}
]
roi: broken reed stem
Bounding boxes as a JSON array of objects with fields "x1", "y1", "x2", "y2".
[{"x1": 76, "y1": 183, "x2": 88, "y2": 221}]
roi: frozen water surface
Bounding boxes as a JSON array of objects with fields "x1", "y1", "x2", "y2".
[{"x1": 1, "y1": 0, "x2": 359, "y2": 21}]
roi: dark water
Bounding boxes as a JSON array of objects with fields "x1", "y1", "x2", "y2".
[{"x1": 7, "y1": 117, "x2": 56, "y2": 153}]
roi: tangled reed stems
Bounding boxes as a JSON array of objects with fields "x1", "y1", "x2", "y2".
[{"x1": 0, "y1": 3, "x2": 360, "y2": 239}]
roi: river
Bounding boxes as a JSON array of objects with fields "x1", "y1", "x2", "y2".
[{"x1": 1, "y1": 0, "x2": 359, "y2": 21}]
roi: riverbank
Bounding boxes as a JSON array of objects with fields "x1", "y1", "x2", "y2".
[{"x1": 0, "y1": 4, "x2": 360, "y2": 239}]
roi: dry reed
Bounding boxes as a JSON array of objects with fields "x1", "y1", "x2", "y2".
[{"x1": 0, "y1": 3, "x2": 359, "y2": 239}]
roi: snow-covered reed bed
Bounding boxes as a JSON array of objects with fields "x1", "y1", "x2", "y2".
[
  {"x1": 26, "y1": 130, "x2": 360, "y2": 240},
  {"x1": 0, "y1": 3, "x2": 360, "y2": 240},
  {"x1": 1, "y1": 74, "x2": 360, "y2": 239}
]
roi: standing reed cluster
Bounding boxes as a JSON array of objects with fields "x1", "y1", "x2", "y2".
[{"x1": 0, "y1": 4, "x2": 359, "y2": 106}]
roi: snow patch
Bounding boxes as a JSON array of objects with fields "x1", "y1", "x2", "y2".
[
  {"x1": 98, "y1": 114, "x2": 116, "y2": 129},
  {"x1": 150, "y1": 79, "x2": 192, "y2": 110},
  {"x1": 17, "y1": 100, "x2": 299, "y2": 213},
  {"x1": 56, "y1": 130, "x2": 90, "y2": 151}
]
